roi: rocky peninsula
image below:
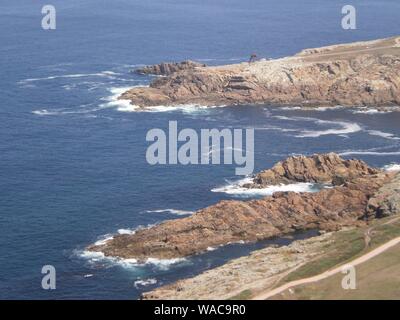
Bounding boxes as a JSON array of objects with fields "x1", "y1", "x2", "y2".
[
  {"x1": 120, "y1": 36, "x2": 400, "y2": 108},
  {"x1": 88, "y1": 153, "x2": 400, "y2": 261}
]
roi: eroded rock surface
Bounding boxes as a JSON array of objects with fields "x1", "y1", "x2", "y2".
[
  {"x1": 121, "y1": 36, "x2": 400, "y2": 108},
  {"x1": 88, "y1": 154, "x2": 398, "y2": 261},
  {"x1": 134, "y1": 60, "x2": 206, "y2": 76},
  {"x1": 249, "y1": 153, "x2": 379, "y2": 187}
]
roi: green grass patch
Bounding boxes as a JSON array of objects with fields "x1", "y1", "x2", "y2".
[
  {"x1": 228, "y1": 289, "x2": 253, "y2": 300},
  {"x1": 280, "y1": 216, "x2": 400, "y2": 285}
]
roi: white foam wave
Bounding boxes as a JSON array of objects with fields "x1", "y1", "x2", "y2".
[
  {"x1": 211, "y1": 177, "x2": 317, "y2": 197},
  {"x1": 94, "y1": 234, "x2": 114, "y2": 246},
  {"x1": 19, "y1": 71, "x2": 121, "y2": 84},
  {"x1": 139, "y1": 104, "x2": 225, "y2": 114},
  {"x1": 296, "y1": 120, "x2": 361, "y2": 138},
  {"x1": 367, "y1": 130, "x2": 400, "y2": 140},
  {"x1": 99, "y1": 86, "x2": 142, "y2": 112},
  {"x1": 134, "y1": 278, "x2": 157, "y2": 288},
  {"x1": 76, "y1": 249, "x2": 187, "y2": 271},
  {"x1": 339, "y1": 150, "x2": 400, "y2": 156},
  {"x1": 32, "y1": 103, "x2": 106, "y2": 116},
  {"x1": 280, "y1": 106, "x2": 302, "y2": 110},
  {"x1": 144, "y1": 209, "x2": 194, "y2": 216},
  {"x1": 272, "y1": 115, "x2": 362, "y2": 138},
  {"x1": 383, "y1": 163, "x2": 400, "y2": 172},
  {"x1": 117, "y1": 228, "x2": 137, "y2": 235},
  {"x1": 352, "y1": 108, "x2": 391, "y2": 114},
  {"x1": 91, "y1": 226, "x2": 143, "y2": 247},
  {"x1": 314, "y1": 105, "x2": 344, "y2": 111},
  {"x1": 101, "y1": 87, "x2": 226, "y2": 113}
]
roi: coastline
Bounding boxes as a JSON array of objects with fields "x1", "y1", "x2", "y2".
[
  {"x1": 120, "y1": 36, "x2": 400, "y2": 109},
  {"x1": 87, "y1": 153, "x2": 399, "y2": 259}
]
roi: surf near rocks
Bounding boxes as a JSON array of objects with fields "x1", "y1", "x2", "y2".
[
  {"x1": 120, "y1": 36, "x2": 400, "y2": 109},
  {"x1": 87, "y1": 153, "x2": 400, "y2": 261}
]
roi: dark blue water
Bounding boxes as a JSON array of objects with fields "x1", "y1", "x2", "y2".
[{"x1": 1, "y1": 0, "x2": 400, "y2": 299}]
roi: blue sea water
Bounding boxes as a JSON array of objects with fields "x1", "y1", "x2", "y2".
[{"x1": 1, "y1": 0, "x2": 400, "y2": 299}]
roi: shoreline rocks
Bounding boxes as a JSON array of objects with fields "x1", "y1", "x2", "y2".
[
  {"x1": 141, "y1": 232, "x2": 334, "y2": 300},
  {"x1": 134, "y1": 60, "x2": 206, "y2": 76},
  {"x1": 87, "y1": 154, "x2": 398, "y2": 261},
  {"x1": 248, "y1": 153, "x2": 379, "y2": 187},
  {"x1": 120, "y1": 36, "x2": 400, "y2": 108}
]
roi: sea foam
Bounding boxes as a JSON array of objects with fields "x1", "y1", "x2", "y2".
[
  {"x1": 383, "y1": 163, "x2": 400, "y2": 172},
  {"x1": 76, "y1": 249, "x2": 187, "y2": 271},
  {"x1": 144, "y1": 209, "x2": 195, "y2": 216},
  {"x1": 211, "y1": 177, "x2": 318, "y2": 197},
  {"x1": 19, "y1": 71, "x2": 120, "y2": 84},
  {"x1": 296, "y1": 120, "x2": 361, "y2": 138}
]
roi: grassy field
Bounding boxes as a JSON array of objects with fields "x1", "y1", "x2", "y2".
[
  {"x1": 272, "y1": 217, "x2": 400, "y2": 299},
  {"x1": 280, "y1": 217, "x2": 400, "y2": 284},
  {"x1": 272, "y1": 243, "x2": 400, "y2": 300}
]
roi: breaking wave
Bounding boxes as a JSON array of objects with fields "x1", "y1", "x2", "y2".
[
  {"x1": 134, "y1": 278, "x2": 157, "y2": 288},
  {"x1": 99, "y1": 86, "x2": 142, "y2": 112},
  {"x1": 367, "y1": 130, "x2": 400, "y2": 140},
  {"x1": 144, "y1": 209, "x2": 195, "y2": 216},
  {"x1": 140, "y1": 104, "x2": 225, "y2": 113},
  {"x1": 19, "y1": 71, "x2": 120, "y2": 84},
  {"x1": 383, "y1": 163, "x2": 400, "y2": 172},
  {"x1": 296, "y1": 120, "x2": 362, "y2": 138},
  {"x1": 32, "y1": 103, "x2": 105, "y2": 116},
  {"x1": 272, "y1": 115, "x2": 362, "y2": 138},
  {"x1": 100, "y1": 87, "x2": 226, "y2": 113},
  {"x1": 351, "y1": 107, "x2": 397, "y2": 114},
  {"x1": 76, "y1": 222, "x2": 187, "y2": 270},
  {"x1": 211, "y1": 177, "x2": 319, "y2": 197},
  {"x1": 339, "y1": 150, "x2": 400, "y2": 156},
  {"x1": 75, "y1": 249, "x2": 187, "y2": 271}
]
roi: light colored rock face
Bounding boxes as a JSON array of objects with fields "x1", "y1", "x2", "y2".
[
  {"x1": 368, "y1": 173, "x2": 400, "y2": 218},
  {"x1": 141, "y1": 233, "x2": 333, "y2": 300},
  {"x1": 120, "y1": 36, "x2": 400, "y2": 108},
  {"x1": 87, "y1": 154, "x2": 397, "y2": 261}
]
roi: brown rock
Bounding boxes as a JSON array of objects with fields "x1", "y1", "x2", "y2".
[
  {"x1": 134, "y1": 60, "x2": 206, "y2": 76},
  {"x1": 87, "y1": 154, "x2": 397, "y2": 261},
  {"x1": 120, "y1": 36, "x2": 400, "y2": 108},
  {"x1": 250, "y1": 152, "x2": 379, "y2": 187}
]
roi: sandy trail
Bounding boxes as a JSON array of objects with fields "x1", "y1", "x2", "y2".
[{"x1": 252, "y1": 235, "x2": 400, "y2": 300}]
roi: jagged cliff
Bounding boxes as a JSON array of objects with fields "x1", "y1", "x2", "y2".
[
  {"x1": 120, "y1": 36, "x2": 400, "y2": 108},
  {"x1": 88, "y1": 154, "x2": 399, "y2": 260}
]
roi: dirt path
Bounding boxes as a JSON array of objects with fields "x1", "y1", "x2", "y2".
[{"x1": 252, "y1": 236, "x2": 400, "y2": 300}]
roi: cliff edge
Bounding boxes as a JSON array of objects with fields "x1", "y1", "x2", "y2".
[{"x1": 120, "y1": 36, "x2": 400, "y2": 108}]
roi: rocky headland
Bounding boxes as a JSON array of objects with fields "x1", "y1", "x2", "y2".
[
  {"x1": 87, "y1": 153, "x2": 400, "y2": 261},
  {"x1": 120, "y1": 36, "x2": 400, "y2": 108},
  {"x1": 134, "y1": 60, "x2": 206, "y2": 76}
]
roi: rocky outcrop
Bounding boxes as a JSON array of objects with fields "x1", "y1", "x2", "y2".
[
  {"x1": 121, "y1": 36, "x2": 400, "y2": 108},
  {"x1": 248, "y1": 153, "x2": 379, "y2": 187},
  {"x1": 367, "y1": 173, "x2": 400, "y2": 218},
  {"x1": 134, "y1": 60, "x2": 206, "y2": 76},
  {"x1": 87, "y1": 154, "x2": 399, "y2": 261}
]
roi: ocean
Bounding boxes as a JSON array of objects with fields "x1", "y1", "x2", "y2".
[{"x1": 1, "y1": 0, "x2": 400, "y2": 299}]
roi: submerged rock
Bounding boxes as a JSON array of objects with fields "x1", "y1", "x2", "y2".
[{"x1": 87, "y1": 153, "x2": 398, "y2": 261}]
